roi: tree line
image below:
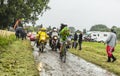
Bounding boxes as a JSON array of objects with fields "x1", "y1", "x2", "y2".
[{"x1": 0, "y1": 0, "x2": 50, "y2": 29}]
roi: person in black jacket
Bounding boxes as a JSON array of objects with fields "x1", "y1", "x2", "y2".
[
  {"x1": 78, "y1": 32, "x2": 83, "y2": 50},
  {"x1": 72, "y1": 32, "x2": 78, "y2": 49}
]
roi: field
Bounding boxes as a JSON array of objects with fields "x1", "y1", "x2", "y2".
[{"x1": 69, "y1": 41, "x2": 120, "y2": 75}]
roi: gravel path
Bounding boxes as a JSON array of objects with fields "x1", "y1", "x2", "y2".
[{"x1": 31, "y1": 42, "x2": 116, "y2": 76}]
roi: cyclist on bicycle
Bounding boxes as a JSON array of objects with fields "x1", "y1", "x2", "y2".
[{"x1": 59, "y1": 24, "x2": 70, "y2": 59}]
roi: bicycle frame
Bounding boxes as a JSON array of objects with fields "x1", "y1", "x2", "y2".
[{"x1": 60, "y1": 41, "x2": 67, "y2": 63}]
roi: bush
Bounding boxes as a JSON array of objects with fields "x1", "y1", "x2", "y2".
[{"x1": 0, "y1": 35, "x2": 16, "y2": 47}]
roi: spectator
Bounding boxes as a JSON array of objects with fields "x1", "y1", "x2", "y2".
[
  {"x1": 72, "y1": 32, "x2": 78, "y2": 49},
  {"x1": 78, "y1": 32, "x2": 83, "y2": 50},
  {"x1": 104, "y1": 29, "x2": 117, "y2": 62}
]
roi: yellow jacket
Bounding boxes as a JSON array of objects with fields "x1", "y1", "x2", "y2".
[{"x1": 36, "y1": 31, "x2": 49, "y2": 42}]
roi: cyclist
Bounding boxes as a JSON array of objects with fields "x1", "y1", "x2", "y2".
[{"x1": 59, "y1": 24, "x2": 70, "y2": 60}]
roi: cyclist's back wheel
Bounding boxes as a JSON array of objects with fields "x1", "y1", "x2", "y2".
[
  {"x1": 60, "y1": 41, "x2": 67, "y2": 63},
  {"x1": 60, "y1": 46, "x2": 66, "y2": 63},
  {"x1": 63, "y1": 49, "x2": 66, "y2": 63}
]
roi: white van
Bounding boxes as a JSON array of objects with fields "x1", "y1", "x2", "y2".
[
  {"x1": 96, "y1": 32, "x2": 110, "y2": 42},
  {"x1": 85, "y1": 31, "x2": 110, "y2": 42}
]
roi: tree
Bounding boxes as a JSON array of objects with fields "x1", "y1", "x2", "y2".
[
  {"x1": 116, "y1": 28, "x2": 120, "y2": 40},
  {"x1": 111, "y1": 26, "x2": 117, "y2": 30},
  {"x1": 76, "y1": 30, "x2": 81, "y2": 33},
  {"x1": 0, "y1": 0, "x2": 50, "y2": 29},
  {"x1": 69, "y1": 27, "x2": 75, "y2": 33},
  {"x1": 83, "y1": 29, "x2": 86, "y2": 34},
  {"x1": 111, "y1": 26, "x2": 120, "y2": 40},
  {"x1": 47, "y1": 26, "x2": 51, "y2": 32},
  {"x1": 90, "y1": 24, "x2": 109, "y2": 32}
]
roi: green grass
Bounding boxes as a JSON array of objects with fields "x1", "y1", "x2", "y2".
[
  {"x1": 0, "y1": 35, "x2": 16, "y2": 48},
  {"x1": 69, "y1": 41, "x2": 120, "y2": 76},
  {"x1": 0, "y1": 40, "x2": 39, "y2": 76}
]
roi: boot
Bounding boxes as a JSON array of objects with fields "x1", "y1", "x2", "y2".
[
  {"x1": 107, "y1": 56, "x2": 111, "y2": 62},
  {"x1": 112, "y1": 55, "x2": 116, "y2": 62}
]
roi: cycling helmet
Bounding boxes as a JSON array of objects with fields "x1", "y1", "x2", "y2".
[{"x1": 60, "y1": 23, "x2": 68, "y2": 31}]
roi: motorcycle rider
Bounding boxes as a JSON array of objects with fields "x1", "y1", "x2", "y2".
[
  {"x1": 49, "y1": 27, "x2": 58, "y2": 47},
  {"x1": 51, "y1": 28, "x2": 58, "y2": 38},
  {"x1": 36, "y1": 27, "x2": 49, "y2": 47},
  {"x1": 51, "y1": 28, "x2": 59, "y2": 51}
]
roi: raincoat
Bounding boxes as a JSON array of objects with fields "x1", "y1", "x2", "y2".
[{"x1": 37, "y1": 31, "x2": 49, "y2": 42}]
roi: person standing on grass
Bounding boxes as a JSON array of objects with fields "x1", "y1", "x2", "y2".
[
  {"x1": 78, "y1": 32, "x2": 83, "y2": 50},
  {"x1": 72, "y1": 32, "x2": 78, "y2": 49},
  {"x1": 104, "y1": 29, "x2": 117, "y2": 62}
]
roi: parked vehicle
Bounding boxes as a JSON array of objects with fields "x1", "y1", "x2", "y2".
[
  {"x1": 27, "y1": 32, "x2": 32, "y2": 37},
  {"x1": 96, "y1": 32, "x2": 110, "y2": 42},
  {"x1": 30, "y1": 33, "x2": 36, "y2": 41},
  {"x1": 29, "y1": 32, "x2": 37, "y2": 41},
  {"x1": 83, "y1": 31, "x2": 110, "y2": 42}
]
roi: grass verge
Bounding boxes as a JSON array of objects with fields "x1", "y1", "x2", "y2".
[
  {"x1": 0, "y1": 40, "x2": 39, "y2": 76},
  {"x1": 69, "y1": 41, "x2": 120, "y2": 76}
]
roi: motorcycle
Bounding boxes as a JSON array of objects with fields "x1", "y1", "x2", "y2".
[
  {"x1": 38, "y1": 37, "x2": 46, "y2": 53},
  {"x1": 51, "y1": 35, "x2": 58, "y2": 51}
]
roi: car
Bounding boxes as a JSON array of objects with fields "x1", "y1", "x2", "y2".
[
  {"x1": 30, "y1": 33, "x2": 36, "y2": 41},
  {"x1": 27, "y1": 32, "x2": 32, "y2": 37}
]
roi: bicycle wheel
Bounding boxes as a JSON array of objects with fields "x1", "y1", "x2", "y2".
[
  {"x1": 41, "y1": 43, "x2": 44, "y2": 52},
  {"x1": 63, "y1": 47, "x2": 66, "y2": 63}
]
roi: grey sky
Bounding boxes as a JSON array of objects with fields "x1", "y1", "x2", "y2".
[{"x1": 36, "y1": 0, "x2": 120, "y2": 31}]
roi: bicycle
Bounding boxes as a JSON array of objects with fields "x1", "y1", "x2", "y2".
[{"x1": 60, "y1": 41, "x2": 68, "y2": 63}]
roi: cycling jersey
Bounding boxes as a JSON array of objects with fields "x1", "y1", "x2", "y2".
[{"x1": 59, "y1": 27, "x2": 69, "y2": 41}]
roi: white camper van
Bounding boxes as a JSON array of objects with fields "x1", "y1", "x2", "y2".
[
  {"x1": 96, "y1": 32, "x2": 110, "y2": 42},
  {"x1": 85, "y1": 31, "x2": 110, "y2": 42}
]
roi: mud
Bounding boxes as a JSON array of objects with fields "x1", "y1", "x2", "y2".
[{"x1": 31, "y1": 41, "x2": 116, "y2": 76}]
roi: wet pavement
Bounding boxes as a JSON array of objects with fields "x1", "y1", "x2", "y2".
[{"x1": 31, "y1": 41, "x2": 116, "y2": 76}]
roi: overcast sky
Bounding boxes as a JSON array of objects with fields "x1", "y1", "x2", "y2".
[{"x1": 36, "y1": 0, "x2": 120, "y2": 31}]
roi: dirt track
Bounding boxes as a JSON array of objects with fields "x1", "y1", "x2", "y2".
[{"x1": 31, "y1": 42, "x2": 116, "y2": 76}]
